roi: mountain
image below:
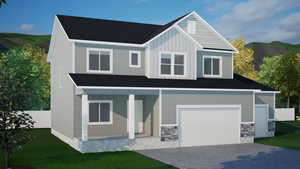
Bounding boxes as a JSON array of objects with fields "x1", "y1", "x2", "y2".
[
  {"x1": 246, "y1": 41, "x2": 300, "y2": 70},
  {"x1": 0, "y1": 33, "x2": 51, "y2": 52}
]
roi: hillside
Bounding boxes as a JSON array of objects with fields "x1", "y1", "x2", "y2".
[
  {"x1": 246, "y1": 41, "x2": 300, "y2": 70},
  {"x1": 0, "y1": 33, "x2": 51, "y2": 52}
]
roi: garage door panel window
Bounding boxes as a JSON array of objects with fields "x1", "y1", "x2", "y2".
[
  {"x1": 88, "y1": 101, "x2": 113, "y2": 125},
  {"x1": 88, "y1": 49, "x2": 112, "y2": 73},
  {"x1": 160, "y1": 52, "x2": 185, "y2": 76},
  {"x1": 203, "y1": 56, "x2": 221, "y2": 77}
]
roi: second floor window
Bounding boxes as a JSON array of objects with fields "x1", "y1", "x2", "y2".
[
  {"x1": 129, "y1": 51, "x2": 141, "y2": 68},
  {"x1": 88, "y1": 49, "x2": 112, "y2": 73},
  {"x1": 160, "y1": 52, "x2": 185, "y2": 76},
  {"x1": 203, "y1": 56, "x2": 221, "y2": 77}
]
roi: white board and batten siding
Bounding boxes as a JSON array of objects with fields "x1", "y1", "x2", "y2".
[
  {"x1": 275, "y1": 108, "x2": 295, "y2": 121},
  {"x1": 148, "y1": 27, "x2": 200, "y2": 79},
  {"x1": 23, "y1": 111, "x2": 51, "y2": 128}
]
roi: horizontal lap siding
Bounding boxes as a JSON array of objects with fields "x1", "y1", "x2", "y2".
[{"x1": 161, "y1": 91, "x2": 253, "y2": 124}]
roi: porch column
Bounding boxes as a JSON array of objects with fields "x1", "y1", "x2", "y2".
[
  {"x1": 128, "y1": 94, "x2": 135, "y2": 139},
  {"x1": 82, "y1": 94, "x2": 88, "y2": 141}
]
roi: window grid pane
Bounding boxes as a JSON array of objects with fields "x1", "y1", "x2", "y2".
[
  {"x1": 131, "y1": 53, "x2": 138, "y2": 65},
  {"x1": 89, "y1": 51, "x2": 99, "y2": 70},
  {"x1": 100, "y1": 52, "x2": 110, "y2": 71},
  {"x1": 100, "y1": 103, "x2": 110, "y2": 122},
  {"x1": 204, "y1": 58, "x2": 212, "y2": 75},
  {"x1": 89, "y1": 103, "x2": 99, "y2": 122},
  {"x1": 212, "y1": 58, "x2": 220, "y2": 75}
]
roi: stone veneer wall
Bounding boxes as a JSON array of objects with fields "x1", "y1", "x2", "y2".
[
  {"x1": 241, "y1": 123, "x2": 255, "y2": 137},
  {"x1": 161, "y1": 125, "x2": 178, "y2": 141},
  {"x1": 268, "y1": 120, "x2": 276, "y2": 132}
]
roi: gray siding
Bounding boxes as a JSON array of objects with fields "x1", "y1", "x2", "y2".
[
  {"x1": 197, "y1": 51, "x2": 233, "y2": 79},
  {"x1": 161, "y1": 91, "x2": 254, "y2": 124},
  {"x1": 50, "y1": 17, "x2": 75, "y2": 138},
  {"x1": 148, "y1": 27, "x2": 199, "y2": 79},
  {"x1": 255, "y1": 93, "x2": 275, "y2": 119},
  {"x1": 74, "y1": 43, "x2": 145, "y2": 76},
  {"x1": 178, "y1": 14, "x2": 234, "y2": 50}
]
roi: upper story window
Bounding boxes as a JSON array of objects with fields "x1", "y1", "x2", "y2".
[
  {"x1": 87, "y1": 48, "x2": 113, "y2": 73},
  {"x1": 89, "y1": 100, "x2": 113, "y2": 125},
  {"x1": 160, "y1": 52, "x2": 185, "y2": 76},
  {"x1": 187, "y1": 20, "x2": 196, "y2": 34},
  {"x1": 203, "y1": 56, "x2": 222, "y2": 77},
  {"x1": 129, "y1": 51, "x2": 141, "y2": 68}
]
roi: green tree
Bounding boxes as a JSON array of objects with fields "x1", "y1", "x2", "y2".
[
  {"x1": 0, "y1": 48, "x2": 37, "y2": 168},
  {"x1": 258, "y1": 53, "x2": 300, "y2": 107}
]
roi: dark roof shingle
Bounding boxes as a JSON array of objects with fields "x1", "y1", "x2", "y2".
[
  {"x1": 57, "y1": 12, "x2": 191, "y2": 44},
  {"x1": 69, "y1": 73, "x2": 277, "y2": 91}
]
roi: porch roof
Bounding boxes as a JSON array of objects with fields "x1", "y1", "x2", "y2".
[{"x1": 69, "y1": 73, "x2": 277, "y2": 92}]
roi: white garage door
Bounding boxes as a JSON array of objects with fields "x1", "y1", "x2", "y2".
[
  {"x1": 255, "y1": 104, "x2": 268, "y2": 138},
  {"x1": 178, "y1": 105, "x2": 241, "y2": 147}
]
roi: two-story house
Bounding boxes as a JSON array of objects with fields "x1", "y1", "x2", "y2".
[{"x1": 48, "y1": 11, "x2": 279, "y2": 153}]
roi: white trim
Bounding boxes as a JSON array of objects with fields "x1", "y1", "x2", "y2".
[
  {"x1": 160, "y1": 124, "x2": 178, "y2": 126},
  {"x1": 191, "y1": 11, "x2": 239, "y2": 53},
  {"x1": 51, "y1": 129, "x2": 80, "y2": 151},
  {"x1": 70, "y1": 39, "x2": 146, "y2": 48},
  {"x1": 231, "y1": 53, "x2": 234, "y2": 79},
  {"x1": 253, "y1": 92, "x2": 255, "y2": 123},
  {"x1": 72, "y1": 42, "x2": 75, "y2": 73},
  {"x1": 86, "y1": 48, "x2": 113, "y2": 74},
  {"x1": 129, "y1": 51, "x2": 141, "y2": 68},
  {"x1": 128, "y1": 94, "x2": 135, "y2": 139},
  {"x1": 159, "y1": 89, "x2": 162, "y2": 136},
  {"x1": 240, "y1": 122, "x2": 255, "y2": 124},
  {"x1": 159, "y1": 51, "x2": 186, "y2": 77},
  {"x1": 174, "y1": 25, "x2": 203, "y2": 49},
  {"x1": 201, "y1": 48, "x2": 238, "y2": 54},
  {"x1": 88, "y1": 100, "x2": 113, "y2": 125},
  {"x1": 254, "y1": 91, "x2": 280, "y2": 94},
  {"x1": 176, "y1": 104, "x2": 242, "y2": 145},
  {"x1": 82, "y1": 94, "x2": 88, "y2": 141},
  {"x1": 202, "y1": 55, "x2": 222, "y2": 78},
  {"x1": 194, "y1": 49, "x2": 198, "y2": 79},
  {"x1": 146, "y1": 44, "x2": 151, "y2": 77},
  {"x1": 145, "y1": 12, "x2": 195, "y2": 46}
]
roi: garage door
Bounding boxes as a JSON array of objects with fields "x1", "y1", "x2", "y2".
[
  {"x1": 178, "y1": 105, "x2": 241, "y2": 147},
  {"x1": 255, "y1": 104, "x2": 268, "y2": 138}
]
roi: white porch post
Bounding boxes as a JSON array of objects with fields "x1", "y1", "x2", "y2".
[
  {"x1": 128, "y1": 94, "x2": 135, "y2": 139},
  {"x1": 82, "y1": 94, "x2": 88, "y2": 141}
]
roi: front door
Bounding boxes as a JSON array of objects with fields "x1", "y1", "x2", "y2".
[{"x1": 135, "y1": 100, "x2": 143, "y2": 133}]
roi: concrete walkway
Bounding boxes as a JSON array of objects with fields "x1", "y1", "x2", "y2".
[{"x1": 137, "y1": 143, "x2": 300, "y2": 169}]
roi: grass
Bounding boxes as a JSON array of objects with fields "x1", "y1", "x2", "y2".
[
  {"x1": 0, "y1": 129, "x2": 176, "y2": 169},
  {"x1": 255, "y1": 121, "x2": 300, "y2": 150}
]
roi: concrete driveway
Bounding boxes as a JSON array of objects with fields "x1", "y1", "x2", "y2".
[{"x1": 137, "y1": 143, "x2": 300, "y2": 169}]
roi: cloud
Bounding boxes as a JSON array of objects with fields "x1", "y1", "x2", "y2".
[
  {"x1": 19, "y1": 24, "x2": 35, "y2": 31},
  {"x1": 214, "y1": 0, "x2": 300, "y2": 43}
]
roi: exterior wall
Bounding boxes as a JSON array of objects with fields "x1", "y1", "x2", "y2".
[
  {"x1": 196, "y1": 51, "x2": 233, "y2": 79},
  {"x1": 255, "y1": 93, "x2": 275, "y2": 119},
  {"x1": 161, "y1": 91, "x2": 254, "y2": 124},
  {"x1": 50, "y1": 17, "x2": 75, "y2": 139},
  {"x1": 144, "y1": 95, "x2": 160, "y2": 137},
  {"x1": 148, "y1": 27, "x2": 199, "y2": 79},
  {"x1": 177, "y1": 14, "x2": 233, "y2": 50},
  {"x1": 74, "y1": 43, "x2": 145, "y2": 76},
  {"x1": 24, "y1": 111, "x2": 51, "y2": 128}
]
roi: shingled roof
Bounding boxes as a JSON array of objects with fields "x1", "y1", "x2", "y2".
[
  {"x1": 69, "y1": 73, "x2": 277, "y2": 92},
  {"x1": 56, "y1": 12, "x2": 191, "y2": 44}
]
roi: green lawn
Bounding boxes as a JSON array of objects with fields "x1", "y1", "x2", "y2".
[
  {"x1": 0, "y1": 129, "x2": 176, "y2": 169},
  {"x1": 255, "y1": 121, "x2": 300, "y2": 150}
]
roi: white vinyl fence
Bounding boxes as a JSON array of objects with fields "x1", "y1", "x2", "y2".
[
  {"x1": 275, "y1": 108, "x2": 295, "y2": 121},
  {"x1": 24, "y1": 111, "x2": 51, "y2": 128}
]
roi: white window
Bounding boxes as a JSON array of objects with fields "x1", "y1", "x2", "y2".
[
  {"x1": 88, "y1": 100, "x2": 113, "y2": 125},
  {"x1": 87, "y1": 48, "x2": 113, "y2": 73},
  {"x1": 160, "y1": 52, "x2": 185, "y2": 76},
  {"x1": 187, "y1": 20, "x2": 196, "y2": 34},
  {"x1": 203, "y1": 56, "x2": 222, "y2": 77},
  {"x1": 129, "y1": 51, "x2": 141, "y2": 68}
]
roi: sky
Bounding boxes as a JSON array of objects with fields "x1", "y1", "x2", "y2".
[{"x1": 0, "y1": 0, "x2": 300, "y2": 44}]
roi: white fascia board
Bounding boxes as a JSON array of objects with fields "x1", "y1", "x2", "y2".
[
  {"x1": 144, "y1": 12, "x2": 195, "y2": 46},
  {"x1": 75, "y1": 85, "x2": 261, "y2": 92},
  {"x1": 254, "y1": 91, "x2": 280, "y2": 94},
  {"x1": 175, "y1": 25, "x2": 203, "y2": 49},
  {"x1": 69, "y1": 39, "x2": 146, "y2": 48},
  {"x1": 191, "y1": 11, "x2": 239, "y2": 53},
  {"x1": 201, "y1": 48, "x2": 239, "y2": 54},
  {"x1": 47, "y1": 16, "x2": 58, "y2": 63}
]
